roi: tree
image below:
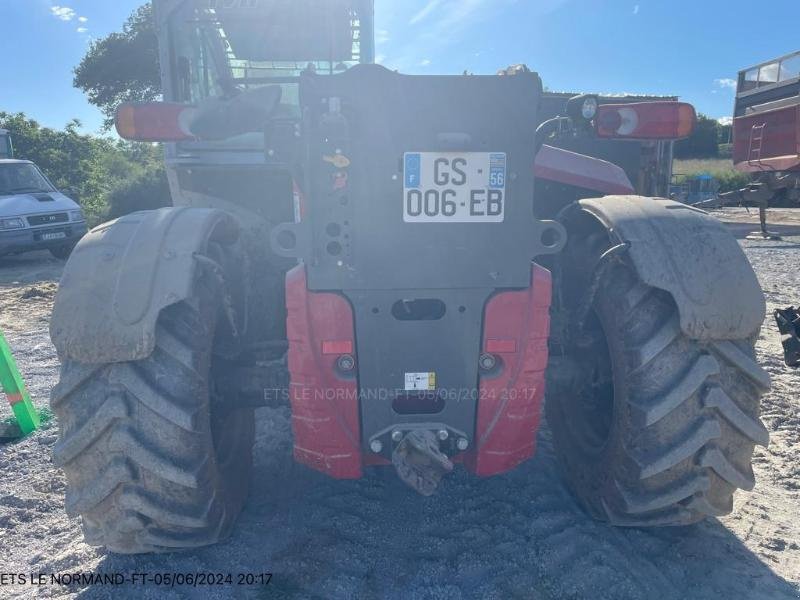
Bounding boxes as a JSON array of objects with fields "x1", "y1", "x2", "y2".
[
  {"x1": 74, "y1": 4, "x2": 161, "y2": 129},
  {"x1": 674, "y1": 114, "x2": 721, "y2": 159},
  {"x1": 68, "y1": 3, "x2": 171, "y2": 221},
  {"x1": 1, "y1": 112, "x2": 113, "y2": 221},
  {"x1": 107, "y1": 165, "x2": 170, "y2": 220},
  {"x1": 0, "y1": 112, "x2": 169, "y2": 224},
  {"x1": 717, "y1": 122, "x2": 732, "y2": 145}
]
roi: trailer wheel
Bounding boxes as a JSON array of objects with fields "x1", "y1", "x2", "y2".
[
  {"x1": 547, "y1": 220, "x2": 770, "y2": 526},
  {"x1": 50, "y1": 243, "x2": 254, "y2": 553}
]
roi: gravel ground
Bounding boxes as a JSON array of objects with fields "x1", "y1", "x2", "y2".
[{"x1": 0, "y1": 219, "x2": 799, "y2": 599}]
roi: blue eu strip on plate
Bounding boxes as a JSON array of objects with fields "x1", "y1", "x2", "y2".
[{"x1": 405, "y1": 153, "x2": 421, "y2": 188}]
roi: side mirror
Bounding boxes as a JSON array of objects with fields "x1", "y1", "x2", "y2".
[
  {"x1": 566, "y1": 95, "x2": 599, "y2": 124},
  {"x1": 188, "y1": 86, "x2": 283, "y2": 140},
  {"x1": 115, "y1": 85, "x2": 283, "y2": 143}
]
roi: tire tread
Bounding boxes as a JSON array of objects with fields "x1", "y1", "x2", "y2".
[
  {"x1": 549, "y1": 250, "x2": 770, "y2": 527},
  {"x1": 52, "y1": 284, "x2": 254, "y2": 553}
]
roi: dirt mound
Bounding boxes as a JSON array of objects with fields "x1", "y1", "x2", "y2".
[{"x1": 20, "y1": 283, "x2": 58, "y2": 301}]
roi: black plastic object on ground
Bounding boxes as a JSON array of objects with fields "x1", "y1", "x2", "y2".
[{"x1": 774, "y1": 307, "x2": 800, "y2": 367}]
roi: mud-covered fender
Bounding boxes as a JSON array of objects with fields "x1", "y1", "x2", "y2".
[
  {"x1": 50, "y1": 207, "x2": 239, "y2": 363},
  {"x1": 578, "y1": 196, "x2": 765, "y2": 340}
]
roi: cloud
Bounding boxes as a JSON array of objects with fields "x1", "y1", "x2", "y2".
[
  {"x1": 714, "y1": 78, "x2": 737, "y2": 90},
  {"x1": 419, "y1": 58, "x2": 432, "y2": 67},
  {"x1": 375, "y1": 54, "x2": 386, "y2": 64},
  {"x1": 376, "y1": 29, "x2": 390, "y2": 45},
  {"x1": 410, "y1": 0, "x2": 446, "y2": 25},
  {"x1": 391, "y1": 0, "x2": 567, "y2": 72},
  {"x1": 50, "y1": 5, "x2": 76, "y2": 21},
  {"x1": 49, "y1": 5, "x2": 89, "y2": 34},
  {"x1": 633, "y1": 4, "x2": 639, "y2": 14},
  {"x1": 437, "y1": 0, "x2": 498, "y2": 31},
  {"x1": 717, "y1": 116, "x2": 733, "y2": 126}
]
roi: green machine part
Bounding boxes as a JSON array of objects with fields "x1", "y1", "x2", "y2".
[{"x1": 0, "y1": 331, "x2": 40, "y2": 436}]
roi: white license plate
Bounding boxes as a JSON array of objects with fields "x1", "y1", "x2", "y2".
[
  {"x1": 41, "y1": 232, "x2": 67, "y2": 241},
  {"x1": 403, "y1": 152, "x2": 506, "y2": 223}
]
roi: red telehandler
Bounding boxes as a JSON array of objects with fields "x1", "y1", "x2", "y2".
[{"x1": 48, "y1": 0, "x2": 769, "y2": 553}]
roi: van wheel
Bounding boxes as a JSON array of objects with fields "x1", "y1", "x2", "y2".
[{"x1": 50, "y1": 243, "x2": 76, "y2": 260}]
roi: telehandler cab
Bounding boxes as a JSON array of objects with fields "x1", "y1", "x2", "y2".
[{"x1": 49, "y1": 0, "x2": 770, "y2": 553}]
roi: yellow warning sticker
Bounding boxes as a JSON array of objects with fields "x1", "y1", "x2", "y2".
[
  {"x1": 323, "y1": 154, "x2": 351, "y2": 169},
  {"x1": 405, "y1": 372, "x2": 436, "y2": 391}
]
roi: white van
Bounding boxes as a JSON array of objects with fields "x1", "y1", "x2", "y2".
[{"x1": 0, "y1": 159, "x2": 88, "y2": 259}]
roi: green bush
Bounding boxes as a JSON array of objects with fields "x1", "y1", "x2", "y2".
[
  {"x1": 674, "y1": 114, "x2": 720, "y2": 158},
  {"x1": 713, "y1": 170, "x2": 750, "y2": 194},
  {"x1": 107, "y1": 166, "x2": 172, "y2": 220},
  {"x1": 673, "y1": 158, "x2": 750, "y2": 193}
]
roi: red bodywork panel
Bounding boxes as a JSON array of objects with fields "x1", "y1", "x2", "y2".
[
  {"x1": 463, "y1": 264, "x2": 552, "y2": 477},
  {"x1": 534, "y1": 144, "x2": 635, "y2": 195},
  {"x1": 285, "y1": 264, "x2": 552, "y2": 480},
  {"x1": 733, "y1": 105, "x2": 800, "y2": 172},
  {"x1": 285, "y1": 265, "x2": 362, "y2": 479}
]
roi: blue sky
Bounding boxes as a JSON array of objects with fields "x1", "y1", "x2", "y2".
[{"x1": 1, "y1": 0, "x2": 798, "y2": 134}]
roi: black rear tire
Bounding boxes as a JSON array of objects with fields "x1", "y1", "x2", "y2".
[
  {"x1": 50, "y1": 242, "x2": 76, "y2": 260},
  {"x1": 548, "y1": 217, "x2": 770, "y2": 526},
  {"x1": 51, "y1": 247, "x2": 254, "y2": 553}
]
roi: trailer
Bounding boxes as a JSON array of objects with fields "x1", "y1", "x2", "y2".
[{"x1": 718, "y1": 50, "x2": 800, "y2": 237}]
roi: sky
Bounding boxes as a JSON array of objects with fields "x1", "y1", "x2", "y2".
[{"x1": 1, "y1": 0, "x2": 798, "y2": 135}]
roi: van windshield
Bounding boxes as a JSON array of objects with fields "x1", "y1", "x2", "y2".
[{"x1": 0, "y1": 163, "x2": 55, "y2": 196}]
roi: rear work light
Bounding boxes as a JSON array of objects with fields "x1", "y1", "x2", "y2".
[
  {"x1": 595, "y1": 102, "x2": 696, "y2": 140},
  {"x1": 115, "y1": 102, "x2": 197, "y2": 142}
]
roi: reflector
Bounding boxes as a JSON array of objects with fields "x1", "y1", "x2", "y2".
[
  {"x1": 595, "y1": 102, "x2": 696, "y2": 140},
  {"x1": 322, "y1": 340, "x2": 354, "y2": 355},
  {"x1": 486, "y1": 339, "x2": 517, "y2": 354}
]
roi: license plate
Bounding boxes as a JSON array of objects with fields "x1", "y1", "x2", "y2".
[
  {"x1": 40, "y1": 232, "x2": 67, "y2": 241},
  {"x1": 403, "y1": 152, "x2": 506, "y2": 223}
]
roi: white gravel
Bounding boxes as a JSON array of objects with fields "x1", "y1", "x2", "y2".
[{"x1": 0, "y1": 228, "x2": 798, "y2": 599}]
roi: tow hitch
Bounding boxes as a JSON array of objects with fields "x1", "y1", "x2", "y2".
[{"x1": 390, "y1": 430, "x2": 455, "y2": 496}]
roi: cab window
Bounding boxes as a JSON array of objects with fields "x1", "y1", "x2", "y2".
[
  {"x1": 758, "y1": 62, "x2": 779, "y2": 86},
  {"x1": 739, "y1": 68, "x2": 758, "y2": 92},
  {"x1": 779, "y1": 54, "x2": 800, "y2": 81},
  {"x1": 168, "y1": 0, "x2": 372, "y2": 114}
]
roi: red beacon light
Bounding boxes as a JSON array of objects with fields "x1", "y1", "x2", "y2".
[
  {"x1": 115, "y1": 102, "x2": 197, "y2": 142},
  {"x1": 595, "y1": 101, "x2": 696, "y2": 140}
]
